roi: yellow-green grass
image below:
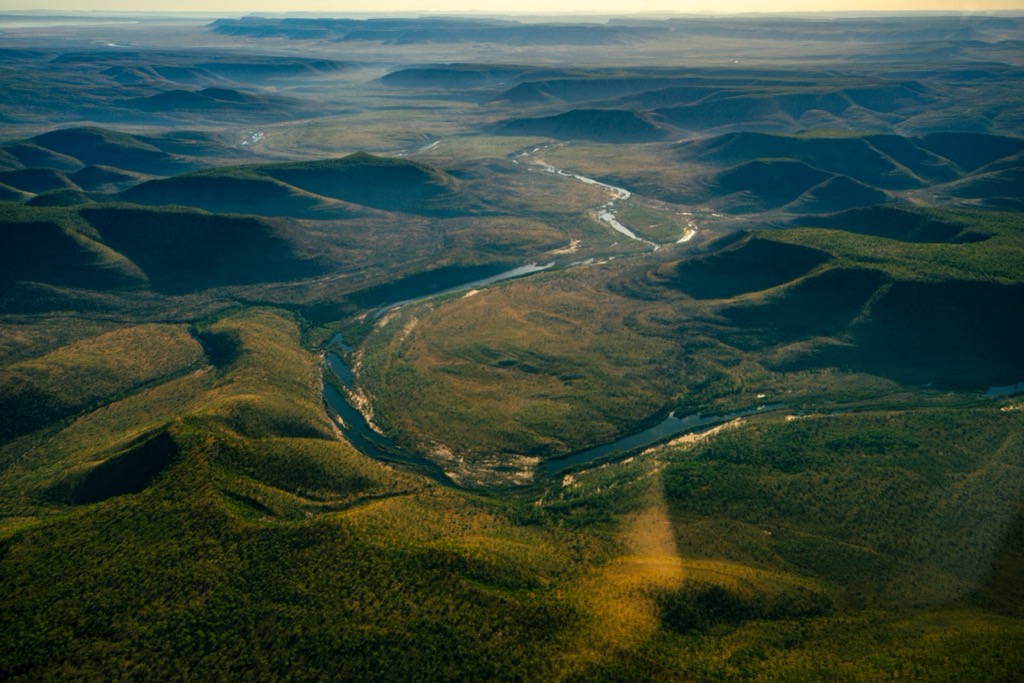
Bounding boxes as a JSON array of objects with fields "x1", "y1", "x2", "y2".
[
  {"x1": 0, "y1": 316, "x2": 610, "y2": 679},
  {"x1": 1, "y1": 312, "x2": 1021, "y2": 681},
  {"x1": 358, "y1": 263, "x2": 684, "y2": 466},
  {"x1": 0, "y1": 308, "x2": 336, "y2": 516},
  {"x1": 0, "y1": 315, "x2": 125, "y2": 365},
  {"x1": 663, "y1": 408, "x2": 1024, "y2": 609},
  {"x1": 0, "y1": 369, "x2": 212, "y2": 516},
  {"x1": 576, "y1": 608, "x2": 1024, "y2": 682},
  {"x1": 354, "y1": 208, "x2": 1024, "y2": 481},
  {"x1": 0, "y1": 323, "x2": 204, "y2": 443},
  {"x1": 770, "y1": 220, "x2": 1024, "y2": 284},
  {"x1": 255, "y1": 100, "x2": 483, "y2": 159},
  {"x1": 613, "y1": 200, "x2": 699, "y2": 243},
  {"x1": 534, "y1": 409, "x2": 1024, "y2": 681}
]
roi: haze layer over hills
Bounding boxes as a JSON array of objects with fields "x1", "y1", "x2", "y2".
[{"x1": 1, "y1": 12, "x2": 1023, "y2": 681}]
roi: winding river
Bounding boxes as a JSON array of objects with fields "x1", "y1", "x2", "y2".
[
  {"x1": 321, "y1": 151, "x2": 711, "y2": 486},
  {"x1": 543, "y1": 404, "x2": 783, "y2": 477},
  {"x1": 372, "y1": 262, "x2": 554, "y2": 320},
  {"x1": 324, "y1": 329, "x2": 780, "y2": 486},
  {"x1": 514, "y1": 146, "x2": 659, "y2": 249},
  {"x1": 324, "y1": 340, "x2": 456, "y2": 486}
]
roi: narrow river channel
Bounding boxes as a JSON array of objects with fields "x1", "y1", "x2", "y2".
[
  {"x1": 373, "y1": 262, "x2": 554, "y2": 320},
  {"x1": 514, "y1": 145, "x2": 659, "y2": 250},
  {"x1": 324, "y1": 325, "x2": 781, "y2": 487},
  {"x1": 321, "y1": 151, "x2": 713, "y2": 486}
]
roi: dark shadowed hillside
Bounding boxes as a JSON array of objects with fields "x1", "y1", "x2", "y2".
[
  {"x1": 789, "y1": 205, "x2": 980, "y2": 243},
  {"x1": 119, "y1": 153, "x2": 466, "y2": 217},
  {"x1": 654, "y1": 234, "x2": 832, "y2": 299},
  {"x1": 491, "y1": 109, "x2": 670, "y2": 142},
  {"x1": 1, "y1": 13, "x2": 1023, "y2": 683},
  {"x1": 81, "y1": 206, "x2": 327, "y2": 293},
  {"x1": 24, "y1": 128, "x2": 197, "y2": 175},
  {"x1": 259, "y1": 153, "x2": 463, "y2": 213},
  {"x1": 118, "y1": 172, "x2": 342, "y2": 217}
]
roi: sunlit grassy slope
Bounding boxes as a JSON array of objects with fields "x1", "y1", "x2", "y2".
[
  {"x1": 1, "y1": 19, "x2": 1023, "y2": 679},
  {"x1": 3, "y1": 305, "x2": 1022, "y2": 681},
  {"x1": 0, "y1": 307, "x2": 600, "y2": 681},
  {"x1": 357, "y1": 206, "x2": 1024, "y2": 485}
]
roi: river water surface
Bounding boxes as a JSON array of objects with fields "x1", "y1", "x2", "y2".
[
  {"x1": 372, "y1": 262, "x2": 554, "y2": 319},
  {"x1": 325, "y1": 333, "x2": 781, "y2": 485}
]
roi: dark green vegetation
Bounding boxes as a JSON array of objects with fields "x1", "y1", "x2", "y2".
[
  {"x1": 2, "y1": 12, "x2": 1023, "y2": 681},
  {"x1": 120, "y1": 152, "x2": 467, "y2": 217},
  {"x1": 491, "y1": 109, "x2": 671, "y2": 142},
  {"x1": 360, "y1": 209, "x2": 1024, "y2": 474}
]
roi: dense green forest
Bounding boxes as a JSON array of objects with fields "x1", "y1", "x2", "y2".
[{"x1": 2, "y1": 11, "x2": 1023, "y2": 681}]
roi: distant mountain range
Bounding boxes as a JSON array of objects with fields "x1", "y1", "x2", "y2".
[{"x1": 211, "y1": 15, "x2": 1023, "y2": 45}]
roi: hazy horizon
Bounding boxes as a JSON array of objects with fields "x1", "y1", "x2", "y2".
[{"x1": 2, "y1": 3, "x2": 1023, "y2": 16}]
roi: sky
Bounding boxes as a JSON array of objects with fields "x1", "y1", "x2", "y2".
[{"x1": 2, "y1": 1, "x2": 1023, "y2": 13}]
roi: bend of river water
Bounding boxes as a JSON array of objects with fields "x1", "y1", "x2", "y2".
[
  {"x1": 322, "y1": 159, "x2": 712, "y2": 485},
  {"x1": 543, "y1": 404, "x2": 785, "y2": 477},
  {"x1": 324, "y1": 329, "x2": 783, "y2": 486},
  {"x1": 372, "y1": 262, "x2": 554, "y2": 320},
  {"x1": 514, "y1": 146, "x2": 659, "y2": 250},
  {"x1": 323, "y1": 381, "x2": 456, "y2": 487}
]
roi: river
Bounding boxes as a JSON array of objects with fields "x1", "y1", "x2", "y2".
[
  {"x1": 513, "y1": 146, "x2": 659, "y2": 249},
  {"x1": 324, "y1": 331, "x2": 781, "y2": 486},
  {"x1": 322, "y1": 151, "x2": 705, "y2": 485},
  {"x1": 372, "y1": 262, "x2": 554, "y2": 320},
  {"x1": 543, "y1": 404, "x2": 784, "y2": 477},
  {"x1": 323, "y1": 342, "x2": 456, "y2": 486}
]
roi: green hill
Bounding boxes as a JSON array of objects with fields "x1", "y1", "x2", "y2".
[
  {"x1": 118, "y1": 171, "x2": 342, "y2": 217},
  {"x1": 707, "y1": 223, "x2": 1024, "y2": 389},
  {"x1": 70, "y1": 165, "x2": 147, "y2": 193},
  {"x1": 353, "y1": 204, "x2": 1024, "y2": 479},
  {"x1": 0, "y1": 183, "x2": 30, "y2": 201},
  {"x1": 81, "y1": 206, "x2": 327, "y2": 293},
  {"x1": 380, "y1": 64, "x2": 530, "y2": 90},
  {"x1": 656, "y1": 94, "x2": 796, "y2": 132},
  {"x1": 0, "y1": 128, "x2": 243, "y2": 178},
  {"x1": 676, "y1": 132, "x2": 935, "y2": 190},
  {"x1": 835, "y1": 279, "x2": 1024, "y2": 388},
  {"x1": 26, "y1": 189, "x2": 94, "y2": 207},
  {"x1": 0, "y1": 323, "x2": 202, "y2": 443},
  {"x1": 123, "y1": 87, "x2": 299, "y2": 118},
  {"x1": 785, "y1": 175, "x2": 888, "y2": 213},
  {"x1": 0, "y1": 207, "x2": 147, "y2": 296},
  {"x1": 492, "y1": 108, "x2": 670, "y2": 142},
  {"x1": 0, "y1": 201, "x2": 341, "y2": 299},
  {"x1": 120, "y1": 153, "x2": 463, "y2": 217},
  {"x1": 662, "y1": 408, "x2": 1024, "y2": 612},
  {"x1": 259, "y1": 152, "x2": 462, "y2": 213},
  {"x1": 3, "y1": 142, "x2": 83, "y2": 173},
  {"x1": 27, "y1": 127, "x2": 197, "y2": 176},
  {"x1": 863, "y1": 133, "x2": 960, "y2": 183},
  {"x1": 195, "y1": 57, "x2": 350, "y2": 81},
  {"x1": 1, "y1": 18, "x2": 1023, "y2": 679},
  {"x1": 654, "y1": 233, "x2": 832, "y2": 298},
  {"x1": 943, "y1": 166, "x2": 1024, "y2": 209},
  {"x1": 722, "y1": 266, "x2": 888, "y2": 345},
  {"x1": 715, "y1": 259, "x2": 1024, "y2": 389},
  {"x1": 0, "y1": 168, "x2": 78, "y2": 194},
  {"x1": 0, "y1": 309, "x2": 588, "y2": 681},
  {"x1": 43, "y1": 429, "x2": 180, "y2": 505},
  {"x1": 658, "y1": 131, "x2": 1024, "y2": 215},
  {"x1": 789, "y1": 205, "x2": 978, "y2": 243},
  {"x1": 921, "y1": 131, "x2": 1024, "y2": 172},
  {"x1": 701, "y1": 159, "x2": 834, "y2": 212}
]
